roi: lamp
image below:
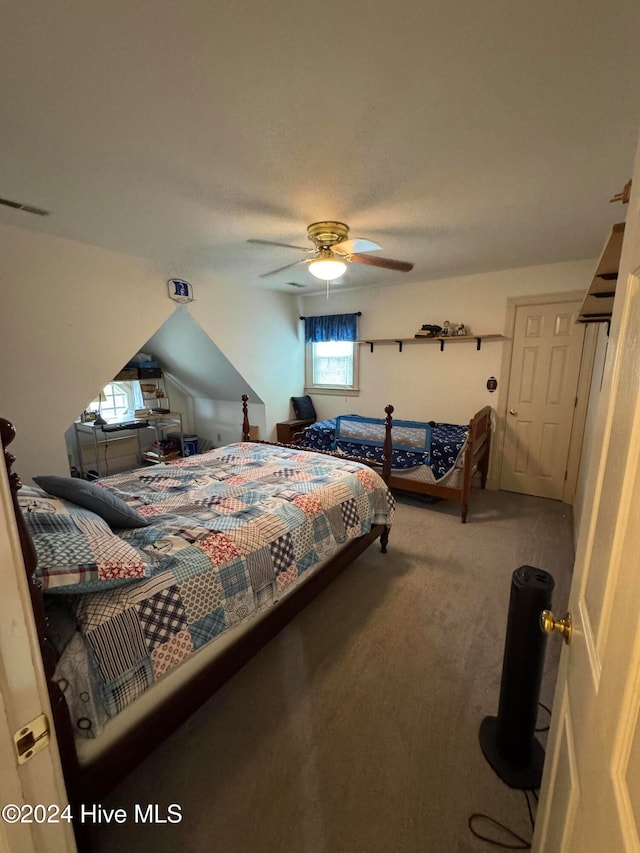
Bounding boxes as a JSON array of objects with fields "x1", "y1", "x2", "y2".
[
  {"x1": 93, "y1": 390, "x2": 107, "y2": 425},
  {"x1": 308, "y1": 252, "x2": 347, "y2": 281}
]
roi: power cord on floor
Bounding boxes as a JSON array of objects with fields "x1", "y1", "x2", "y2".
[
  {"x1": 468, "y1": 789, "x2": 535, "y2": 849},
  {"x1": 468, "y1": 703, "x2": 551, "y2": 849},
  {"x1": 534, "y1": 702, "x2": 551, "y2": 733}
]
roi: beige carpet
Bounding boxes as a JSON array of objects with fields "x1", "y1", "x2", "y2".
[{"x1": 90, "y1": 488, "x2": 574, "y2": 853}]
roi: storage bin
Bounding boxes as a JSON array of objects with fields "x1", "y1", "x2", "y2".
[
  {"x1": 138, "y1": 366, "x2": 163, "y2": 379},
  {"x1": 182, "y1": 435, "x2": 198, "y2": 457},
  {"x1": 113, "y1": 368, "x2": 139, "y2": 381}
]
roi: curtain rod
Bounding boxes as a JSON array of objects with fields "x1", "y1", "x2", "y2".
[{"x1": 299, "y1": 312, "x2": 361, "y2": 320}]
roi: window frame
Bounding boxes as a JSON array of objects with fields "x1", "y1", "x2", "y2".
[
  {"x1": 304, "y1": 340, "x2": 360, "y2": 395},
  {"x1": 88, "y1": 381, "x2": 143, "y2": 421}
]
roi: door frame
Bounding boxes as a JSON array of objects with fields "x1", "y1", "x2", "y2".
[
  {"x1": 491, "y1": 291, "x2": 598, "y2": 503},
  {"x1": 0, "y1": 451, "x2": 75, "y2": 852}
]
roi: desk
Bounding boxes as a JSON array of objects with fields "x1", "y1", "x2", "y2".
[
  {"x1": 74, "y1": 414, "x2": 184, "y2": 477},
  {"x1": 74, "y1": 419, "x2": 148, "y2": 478}
]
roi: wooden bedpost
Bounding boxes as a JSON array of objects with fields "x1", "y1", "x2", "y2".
[
  {"x1": 0, "y1": 419, "x2": 81, "y2": 805},
  {"x1": 1, "y1": 419, "x2": 37, "y2": 575},
  {"x1": 241, "y1": 394, "x2": 251, "y2": 441},
  {"x1": 382, "y1": 404, "x2": 394, "y2": 483}
]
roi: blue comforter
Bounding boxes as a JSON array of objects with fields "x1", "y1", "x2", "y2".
[{"x1": 302, "y1": 418, "x2": 468, "y2": 480}]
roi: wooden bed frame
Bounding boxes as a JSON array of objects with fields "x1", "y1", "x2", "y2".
[
  {"x1": 386, "y1": 406, "x2": 492, "y2": 523},
  {"x1": 1, "y1": 406, "x2": 389, "y2": 846},
  {"x1": 243, "y1": 397, "x2": 492, "y2": 524}
]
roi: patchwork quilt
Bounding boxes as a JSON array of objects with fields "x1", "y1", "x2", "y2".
[
  {"x1": 301, "y1": 418, "x2": 469, "y2": 480},
  {"x1": 52, "y1": 443, "x2": 395, "y2": 736}
]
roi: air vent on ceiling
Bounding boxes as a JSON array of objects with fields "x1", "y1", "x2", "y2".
[
  {"x1": 286, "y1": 282, "x2": 309, "y2": 289},
  {"x1": 0, "y1": 196, "x2": 50, "y2": 216}
]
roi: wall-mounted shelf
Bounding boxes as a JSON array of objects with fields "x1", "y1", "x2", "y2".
[
  {"x1": 357, "y1": 334, "x2": 507, "y2": 353},
  {"x1": 578, "y1": 222, "x2": 624, "y2": 327}
]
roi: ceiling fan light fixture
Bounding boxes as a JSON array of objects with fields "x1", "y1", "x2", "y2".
[{"x1": 308, "y1": 257, "x2": 347, "y2": 281}]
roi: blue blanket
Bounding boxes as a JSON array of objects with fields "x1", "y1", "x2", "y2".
[{"x1": 302, "y1": 418, "x2": 468, "y2": 480}]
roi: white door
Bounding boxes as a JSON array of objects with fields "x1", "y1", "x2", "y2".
[
  {"x1": 0, "y1": 451, "x2": 75, "y2": 852},
  {"x1": 500, "y1": 300, "x2": 585, "y2": 499},
  {"x1": 534, "y1": 141, "x2": 640, "y2": 850}
]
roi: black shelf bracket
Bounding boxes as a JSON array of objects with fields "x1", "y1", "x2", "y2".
[
  {"x1": 395, "y1": 340, "x2": 403, "y2": 352},
  {"x1": 476, "y1": 337, "x2": 482, "y2": 351},
  {"x1": 366, "y1": 341, "x2": 375, "y2": 353},
  {"x1": 440, "y1": 339, "x2": 445, "y2": 352}
]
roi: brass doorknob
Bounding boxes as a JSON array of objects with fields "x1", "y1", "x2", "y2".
[
  {"x1": 540, "y1": 610, "x2": 572, "y2": 645},
  {"x1": 509, "y1": 408, "x2": 518, "y2": 415}
]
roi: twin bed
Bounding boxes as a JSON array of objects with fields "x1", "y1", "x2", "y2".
[
  {"x1": 2, "y1": 397, "x2": 491, "y2": 840},
  {"x1": 296, "y1": 404, "x2": 492, "y2": 524}
]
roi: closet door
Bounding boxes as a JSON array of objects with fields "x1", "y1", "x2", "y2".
[{"x1": 500, "y1": 300, "x2": 584, "y2": 499}]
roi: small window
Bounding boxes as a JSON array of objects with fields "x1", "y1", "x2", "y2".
[
  {"x1": 305, "y1": 341, "x2": 359, "y2": 393},
  {"x1": 88, "y1": 381, "x2": 143, "y2": 421}
]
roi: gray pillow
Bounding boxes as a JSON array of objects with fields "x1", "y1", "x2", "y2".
[{"x1": 33, "y1": 475, "x2": 149, "y2": 529}]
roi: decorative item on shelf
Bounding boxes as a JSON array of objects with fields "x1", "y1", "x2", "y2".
[
  {"x1": 441, "y1": 321, "x2": 451, "y2": 336},
  {"x1": 456, "y1": 323, "x2": 468, "y2": 336},
  {"x1": 415, "y1": 324, "x2": 442, "y2": 338}
]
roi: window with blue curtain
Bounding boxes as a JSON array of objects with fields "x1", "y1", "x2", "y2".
[
  {"x1": 303, "y1": 313, "x2": 360, "y2": 392},
  {"x1": 304, "y1": 313, "x2": 359, "y2": 343}
]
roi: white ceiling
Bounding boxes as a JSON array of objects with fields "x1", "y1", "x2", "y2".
[{"x1": 1, "y1": 1, "x2": 639, "y2": 294}]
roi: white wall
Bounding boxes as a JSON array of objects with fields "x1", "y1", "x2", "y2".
[
  {"x1": 193, "y1": 398, "x2": 265, "y2": 447},
  {"x1": 302, "y1": 258, "x2": 595, "y2": 425},
  {"x1": 0, "y1": 223, "x2": 302, "y2": 481},
  {"x1": 141, "y1": 308, "x2": 264, "y2": 448}
]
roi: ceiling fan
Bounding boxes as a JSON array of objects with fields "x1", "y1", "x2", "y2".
[{"x1": 248, "y1": 221, "x2": 414, "y2": 281}]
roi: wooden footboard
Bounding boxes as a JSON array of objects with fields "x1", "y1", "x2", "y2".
[{"x1": 386, "y1": 405, "x2": 492, "y2": 522}]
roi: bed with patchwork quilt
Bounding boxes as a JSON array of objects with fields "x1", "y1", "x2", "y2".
[{"x1": 2, "y1": 418, "x2": 393, "y2": 811}]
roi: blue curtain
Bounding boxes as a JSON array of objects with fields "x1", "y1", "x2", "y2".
[{"x1": 304, "y1": 313, "x2": 359, "y2": 343}]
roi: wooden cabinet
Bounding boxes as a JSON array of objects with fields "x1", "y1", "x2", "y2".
[{"x1": 276, "y1": 419, "x2": 315, "y2": 443}]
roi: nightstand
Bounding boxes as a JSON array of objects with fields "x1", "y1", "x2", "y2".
[{"x1": 276, "y1": 418, "x2": 315, "y2": 444}]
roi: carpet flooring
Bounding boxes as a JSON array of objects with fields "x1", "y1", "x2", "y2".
[{"x1": 90, "y1": 488, "x2": 574, "y2": 853}]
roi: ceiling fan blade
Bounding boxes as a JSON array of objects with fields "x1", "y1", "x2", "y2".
[
  {"x1": 348, "y1": 253, "x2": 414, "y2": 272},
  {"x1": 247, "y1": 238, "x2": 312, "y2": 252},
  {"x1": 259, "y1": 259, "x2": 309, "y2": 278},
  {"x1": 333, "y1": 238, "x2": 381, "y2": 255}
]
